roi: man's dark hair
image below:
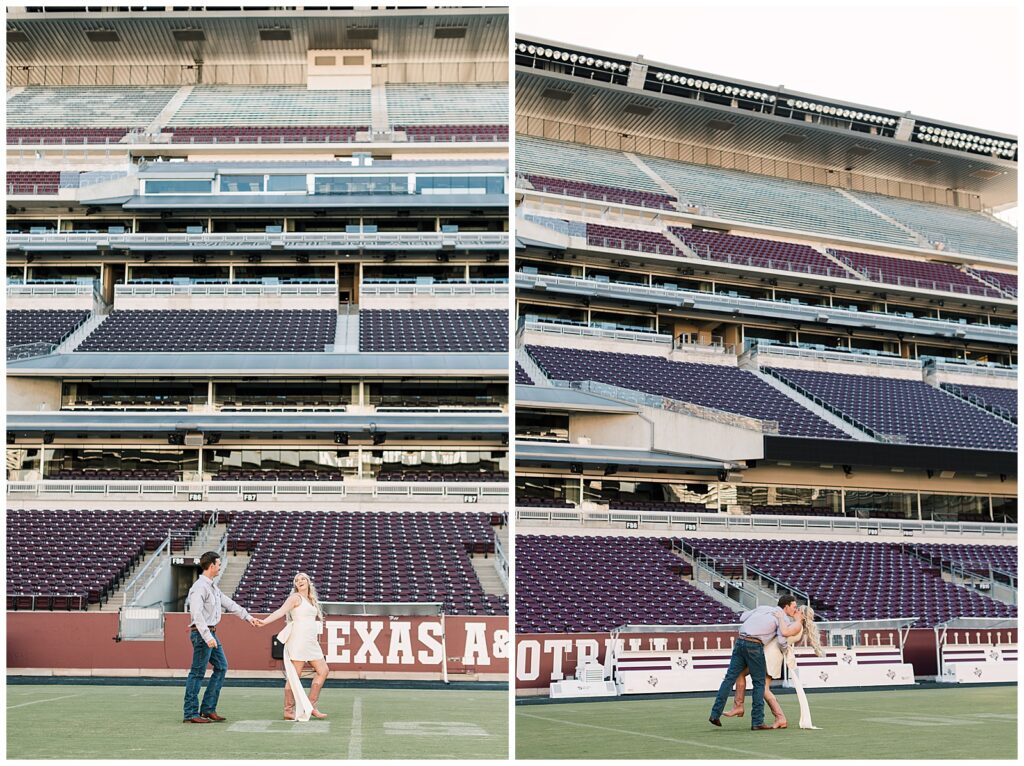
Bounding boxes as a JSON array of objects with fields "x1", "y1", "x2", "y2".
[
  {"x1": 199, "y1": 551, "x2": 221, "y2": 572},
  {"x1": 777, "y1": 594, "x2": 796, "y2": 608}
]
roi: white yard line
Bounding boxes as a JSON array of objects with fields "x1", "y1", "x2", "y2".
[
  {"x1": 347, "y1": 696, "x2": 363, "y2": 759},
  {"x1": 7, "y1": 693, "x2": 82, "y2": 710},
  {"x1": 517, "y1": 712, "x2": 785, "y2": 759}
]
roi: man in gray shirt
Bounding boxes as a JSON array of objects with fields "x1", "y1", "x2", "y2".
[
  {"x1": 709, "y1": 594, "x2": 803, "y2": 730},
  {"x1": 183, "y1": 551, "x2": 262, "y2": 723}
]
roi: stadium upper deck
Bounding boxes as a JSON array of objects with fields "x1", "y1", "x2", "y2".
[
  {"x1": 514, "y1": 35, "x2": 1017, "y2": 536},
  {"x1": 6, "y1": 7, "x2": 511, "y2": 517}
]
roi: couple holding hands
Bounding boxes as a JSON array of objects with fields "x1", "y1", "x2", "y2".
[{"x1": 183, "y1": 551, "x2": 330, "y2": 724}]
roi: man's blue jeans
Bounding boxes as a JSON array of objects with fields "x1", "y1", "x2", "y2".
[
  {"x1": 183, "y1": 631, "x2": 228, "y2": 719},
  {"x1": 709, "y1": 638, "x2": 767, "y2": 727}
]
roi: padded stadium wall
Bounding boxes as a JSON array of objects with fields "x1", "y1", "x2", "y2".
[{"x1": 8, "y1": 613, "x2": 508, "y2": 681}]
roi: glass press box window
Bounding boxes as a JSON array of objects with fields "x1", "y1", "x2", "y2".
[{"x1": 142, "y1": 179, "x2": 213, "y2": 194}]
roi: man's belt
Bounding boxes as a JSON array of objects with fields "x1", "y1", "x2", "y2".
[
  {"x1": 190, "y1": 626, "x2": 216, "y2": 634},
  {"x1": 738, "y1": 634, "x2": 763, "y2": 645}
]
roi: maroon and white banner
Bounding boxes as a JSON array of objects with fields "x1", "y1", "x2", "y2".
[
  {"x1": 515, "y1": 629, "x2": 961, "y2": 689},
  {"x1": 7, "y1": 612, "x2": 509, "y2": 677}
]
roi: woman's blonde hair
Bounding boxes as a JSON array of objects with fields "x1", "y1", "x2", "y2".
[
  {"x1": 800, "y1": 605, "x2": 825, "y2": 657},
  {"x1": 288, "y1": 572, "x2": 324, "y2": 621}
]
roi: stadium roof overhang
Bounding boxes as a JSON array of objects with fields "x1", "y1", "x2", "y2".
[
  {"x1": 516, "y1": 65, "x2": 1017, "y2": 207},
  {"x1": 763, "y1": 436, "x2": 1017, "y2": 476},
  {"x1": 515, "y1": 385, "x2": 639, "y2": 413},
  {"x1": 6, "y1": 8, "x2": 509, "y2": 67},
  {"x1": 5, "y1": 351, "x2": 509, "y2": 377},
  {"x1": 516, "y1": 442, "x2": 732, "y2": 474},
  {"x1": 121, "y1": 193, "x2": 509, "y2": 211},
  {"x1": 6, "y1": 411, "x2": 508, "y2": 437}
]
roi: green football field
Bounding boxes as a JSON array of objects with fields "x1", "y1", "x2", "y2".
[
  {"x1": 516, "y1": 685, "x2": 1017, "y2": 760},
  {"x1": 7, "y1": 684, "x2": 508, "y2": 759}
]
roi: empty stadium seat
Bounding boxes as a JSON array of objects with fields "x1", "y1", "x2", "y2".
[
  {"x1": 527, "y1": 345, "x2": 851, "y2": 439},
  {"x1": 227, "y1": 510, "x2": 506, "y2": 616},
  {"x1": 76, "y1": 309, "x2": 336, "y2": 353},
  {"x1": 516, "y1": 534, "x2": 733, "y2": 632},
  {"x1": 687, "y1": 537, "x2": 1017, "y2": 627},
  {"x1": 7, "y1": 309, "x2": 90, "y2": 347},
  {"x1": 767, "y1": 367, "x2": 1017, "y2": 450},
  {"x1": 515, "y1": 363, "x2": 534, "y2": 385},
  {"x1": 6, "y1": 509, "x2": 204, "y2": 609},
  {"x1": 359, "y1": 309, "x2": 508, "y2": 353}
]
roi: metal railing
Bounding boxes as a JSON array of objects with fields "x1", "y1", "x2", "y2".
[
  {"x1": 121, "y1": 536, "x2": 171, "y2": 607},
  {"x1": 522, "y1": 178, "x2": 676, "y2": 211},
  {"x1": 7, "y1": 231, "x2": 509, "y2": 250},
  {"x1": 6, "y1": 479, "x2": 511, "y2": 501},
  {"x1": 570, "y1": 379, "x2": 777, "y2": 433},
  {"x1": 7, "y1": 342, "x2": 58, "y2": 361},
  {"x1": 494, "y1": 531, "x2": 510, "y2": 591},
  {"x1": 686, "y1": 241, "x2": 854, "y2": 280},
  {"x1": 360, "y1": 282, "x2": 509, "y2": 296},
  {"x1": 7, "y1": 281, "x2": 98, "y2": 298},
  {"x1": 115, "y1": 282, "x2": 338, "y2": 297},
  {"x1": 515, "y1": 507, "x2": 1018, "y2": 538},
  {"x1": 522, "y1": 318, "x2": 670, "y2": 344},
  {"x1": 747, "y1": 339, "x2": 918, "y2": 369},
  {"x1": 828, "y1": 249, "x2": 1006, "y2": 298},
  {"x1": 515, "y1": 270, "x2": 1016, "y2": 341}
]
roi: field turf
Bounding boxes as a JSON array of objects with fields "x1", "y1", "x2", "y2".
[
  {"x1": 7, "y1": 684, "x2": 508, "y2": 759},
  {"x1": 516, "y1": 685, "x2": 1016, "y2": 760}
]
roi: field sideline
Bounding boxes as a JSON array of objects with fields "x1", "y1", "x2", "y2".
[
  {"x1": 7, "y1": 684, "x2": 508, "y2": 759},
  {"x1": 516, "y1": 685, "x2": 1016, "y2": 760}
]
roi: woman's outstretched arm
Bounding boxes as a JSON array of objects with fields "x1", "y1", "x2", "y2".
[{"x1": 259, "y1": 593, "x2": 302, "y2": 626}]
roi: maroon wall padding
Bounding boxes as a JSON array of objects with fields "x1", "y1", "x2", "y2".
[
  {"x1": 8, "y1": 612, "x2": 509, "y2": 676},
  {"x1": 514, "y1": 627, "x2": 1015, "y2": 689}
]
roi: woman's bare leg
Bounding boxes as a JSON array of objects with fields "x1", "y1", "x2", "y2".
[
  {"x1": 309, "y1": 660, "x2": 329, "y2": 719},
  {"x1": 765, "y1": 677, "x2": 787, "y2": 728},
  {"x1": 283, "y1": 681, "x2": 295, "y2": 720}
]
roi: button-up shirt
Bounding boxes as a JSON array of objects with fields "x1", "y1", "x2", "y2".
[
  {"x1": 187, "y1": 574, "x2": 251, "y2": 643},
  {"x1": 738, "y1": 605, "x2": 788, "y2": 644}
]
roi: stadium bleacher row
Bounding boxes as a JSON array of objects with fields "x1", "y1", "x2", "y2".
[
  {"x1": 7, "y1": 309, "x2": 91, "y2": 347},
  {"x1": 77, "y1": 309, "x2": 336, "y2": 353},
  {"x1": 7, "y1": 510, "x2": 204, "y2": 609},
  {"x1": 515, "y1": 363, "x2": 534, "y2": 385},
  {"x1": 516, "y1": 535, "x2": 732, "y2": 633},
  {"x1": 359, "y1": 309, "x2": 508, "y2": 353},
  {"x1": 688, "y1": 537, "x2": 1017, "y2": 626},
  {"x1": 6, "y1": 84, "x2": 508, "y2": 144},
  {"x1": 518, "y1": 135, "x2": 1016, "y2": 261},
  {"x1": 6, "y1": 171, "x2": 61, "y2": 194},
  {"x1": 830, "y1": 248, "x2": 1001, "y2": 297},
  {"x1": 6, "y1": 510, "x2": 507, "y2": 616},
  {"x1": 940, "y1": 383, "x2": 1018, "y2": 420},
  {"x1": 376, "y1": 470, "x2": 509, "y2": 482},
  {"x1": 524, "y1": 344, "x2": 1016, "y2": 450},
  {"x1": 526, "y1": 345, "x2": 851, "y2": 439},
  {"x1": 515, "y1": 534, "x2": 1017, "y2": 632},
  {"x1": 226, "y1": 510, "x2": 507, "y2": 616},
  {"x1": 767, "y1": 367, "x2": 1017, "y2": 450}
]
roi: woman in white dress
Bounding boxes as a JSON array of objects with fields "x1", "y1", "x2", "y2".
[
  {"x1": 258, "y1": 572, "x2": 329, "y2": 721},
  {"x1": 724, "y1": 604, "x2": 824, "y2": 728}
]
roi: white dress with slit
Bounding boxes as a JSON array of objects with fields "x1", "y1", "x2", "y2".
[{"x1": 279, "y1": 597, "x2": 324, "y2": 722}]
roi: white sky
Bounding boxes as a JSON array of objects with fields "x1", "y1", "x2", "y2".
[{"x1": 514, "y1": 0, "x2": 1020, "y2": 225}]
